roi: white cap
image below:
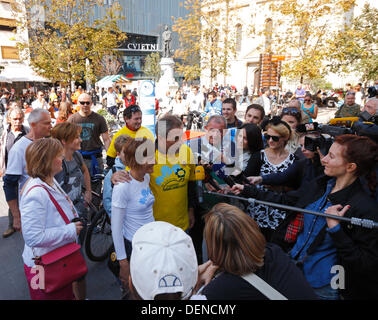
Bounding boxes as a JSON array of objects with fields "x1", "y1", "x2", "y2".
[{"x1": 130, "y1": 221, "x2": 198, "y2": 300}]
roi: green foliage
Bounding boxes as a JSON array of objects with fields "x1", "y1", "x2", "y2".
[
  {"x1": 327, "y1": 3, "x2": 378, "y2": 83},
  {"x1": 172, "y1": 0, "x2": 237, "y2": 84},
  {"x1": 13, "y1": 0, "x2": 127, "y2": 86},
  {"x1": 143, "y1": 52, "x2": 161, "y2": 81},
  {"x1": 269, "y1": 0, "x2": 356, "y2": 83}
]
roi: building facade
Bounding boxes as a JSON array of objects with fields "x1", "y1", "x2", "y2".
[
  {"x1": 95, "y1": 0, "x2": 187, "y2": 81},
  {"x1": 200, "y1": 0, "x2": 376, "y2": 93},
  {"x1": 0, "y1": 0, "x2": 187, "y2": 86}
]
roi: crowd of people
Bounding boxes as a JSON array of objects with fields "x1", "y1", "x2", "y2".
[{"x1": 0, "y1": 78, "x2": 377, "y2": 301}]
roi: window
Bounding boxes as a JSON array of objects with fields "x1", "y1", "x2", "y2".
[
  {"x1": 235, "y1": 24, "x2": 242, "y2": 52},
  {"x1": 265, "y1": 18, "x2": 273, "y2": 52}
]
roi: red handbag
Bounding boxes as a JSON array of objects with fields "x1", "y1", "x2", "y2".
[{"x1": 27, "y1": 184, "x2": 88, "y2": 293}]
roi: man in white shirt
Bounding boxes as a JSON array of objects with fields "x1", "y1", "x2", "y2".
[
  {"x1": 3, "y1": 108, "x2": 52, "y2": 232},
  {"x1": 102, "y1": 86, "x2": 119, "y2": 117},
  {"x1": 255, "y1": 88, "x2": 272, "y2": 117},
  {"x1": 31, "y1": 91, "x2": 49, "y2": 110},
  {"x1": 186, "y1": 86, "x2": 204, "y2": 130}
]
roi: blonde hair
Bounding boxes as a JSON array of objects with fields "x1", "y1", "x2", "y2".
[
  {"x1": 265, "y1": 122, "x2": 292, "y2": 141},
  {"x1": 26, "y1": 138, "x2": 64, "y2": 181},
  {"x1": 51, "y1": 122, "x2": 81, "y2": 143},
  {"x1": 204, "y1": 203, "x2": 266, "y2": 275},
  {"x1": 57, "y1": 101, "x2": 73, "y2": 122}
]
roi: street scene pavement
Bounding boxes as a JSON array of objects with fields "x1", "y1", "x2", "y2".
[{"x1": 0, "y1": 106, "x2": 337, "y2": 300}]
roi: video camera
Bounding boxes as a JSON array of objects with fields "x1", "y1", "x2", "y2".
[{"x1": 297, "y1": 118, "x2": 378, "y2": 149}]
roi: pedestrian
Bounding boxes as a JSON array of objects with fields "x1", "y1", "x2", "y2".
[
  {"x1": 334, "y1": 92, "x2": 361, "y2": 118},
  {"x1": 102, "y1": 87, "x2": 119, "y2": 117},
  {"x1": 201, "y1": 203, "x2": 317, "y2": 300},
  {"x1": 232, "y1": 134, "x2": 378, "y2": 300},
  {"x1": 110, "y1": 137, "x2": 155, "y2": 299},
  {"x1": 20, "y1": 138, "x2": 86, "y2": 300},
  {"x1": 0, "y1": 107, "x2": 29, "y2": 238},
  {"x1": 3, "y1": 109, "x2": 52, "y2": 232},
  {"x1": 68, "y1": 93, "x2": 111, "y2": 194},
  {"x1": 129, "y1": 221, "x2": 200, "y2": 300},
  {"x1": 244, "y1": 104, "x2": 265, "y2": 126}
]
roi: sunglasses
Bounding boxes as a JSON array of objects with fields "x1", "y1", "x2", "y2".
[
  {"x1": 304, "y1": 99, "x2": 311, "y2": 102},
  {"x1": 282, "y1": 107, "x2": 299, "y2": 115},
  {"x1": 79, "y1": 101, "x2": 91, "y2": 105},
  {"x1": 264, "y1": 134, "x2": 281, "y2": 142}
]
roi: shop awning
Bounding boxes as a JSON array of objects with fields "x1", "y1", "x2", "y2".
[
  {"x1": 96, "y1": 74, "x2": 129, "y2": 87},
  {"x1": 0, "y1": 63, "x2": 50, "y2": 82}
]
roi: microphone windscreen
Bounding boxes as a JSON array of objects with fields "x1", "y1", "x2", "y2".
[{"x1": 194, "y1": 165, "x2": 205, "y2": 180}]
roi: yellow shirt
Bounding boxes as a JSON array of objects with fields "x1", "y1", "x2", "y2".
[
  {"x1": 106, "y1": 126, "x2": 154, "y2": 158},
  {"x1": 150, "y1": 144, "x2": 196, "y2": 231}
]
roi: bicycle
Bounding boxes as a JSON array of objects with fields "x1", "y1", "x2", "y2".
[{"x1": 84, "y1": 173, "x2": 113, "y2": 262}]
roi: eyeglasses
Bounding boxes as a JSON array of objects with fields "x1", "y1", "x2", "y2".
[
  {"x1": 264, "y1": 134, "x2": 281, "y2": 142},
  {"x1": 79, "y1": 101, "x2": 91, "y2": 105},
  {"x1": 304, "y1": 99, "x2": 311, "y2": 102}
]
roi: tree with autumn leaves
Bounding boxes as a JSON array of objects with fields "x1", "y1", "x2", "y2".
[
  {"x1": 172, "y1": 0, "x2": 238, "y2": 85},
  {"x1": 13, "y1": 0, "x2": 127, "y2": 87},
  {"x1": 327, "y1": 3, "x2": 378, "y2": 86},
  {"x1": 266, "y1": 0, "x2": 356, "y2": 84}
]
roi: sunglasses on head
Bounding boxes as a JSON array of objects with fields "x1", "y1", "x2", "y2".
[
  {"x1": 282, "y1": 107, "x2": 299, "y2": 115},
  {"x1": 264, "y1": 134, "x2": 281, "y2": 142},
  {"x1": 79, "y1": 101, "x2": 91, "y2": 105}
]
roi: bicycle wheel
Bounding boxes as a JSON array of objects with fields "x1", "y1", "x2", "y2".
[{"x1": 85, "y1": 209, "x2": 113, "y2": 261}]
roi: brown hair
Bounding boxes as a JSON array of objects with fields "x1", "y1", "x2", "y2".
[
  {"x1": 155, "y1": 114, "x2": 182, "y2": 139},
  {"x1": 25, "y1": 138, "x2": 64, "y2": 181},
  {"x1": 122, "y1": 137, "x2": 155, "y2": 169},
  {"x1": 334, "y1": 134, "x2": 378, "y2": 197},
  {"x1": 57, "y1": 101, "x2": 73, "y2": 122},
  {"x1": 114, "y1": 134, "x2": 129, "y2": 154},
  {"x1": 204, "y1": 203, "x2": 266, "y2": 275},
  {"x1": 51, "y1": 122, "x2": 82, "y2": 143}
]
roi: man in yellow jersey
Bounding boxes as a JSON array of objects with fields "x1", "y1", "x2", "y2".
[
  {"x1": 111, "y1": 114, "x2": 196, "y2": 231},
  {"x1": 106, "y1": 105, "x2": 154, "y2": 168}
]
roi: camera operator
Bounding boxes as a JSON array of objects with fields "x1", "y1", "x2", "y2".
[
  {"x1": 231, "y1": 135, "x2": 378, "y2": 300},
  {"x1": 359, "y1": 98, "x2": 377, "y2": 123}
]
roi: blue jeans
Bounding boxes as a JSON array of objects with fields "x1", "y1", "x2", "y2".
[
  {"x1": 239, "y1": 96, "x2": 250, "y2": 105},
  {"x1": 313, "y1": 284, "x2": 340, "y2": 300}
]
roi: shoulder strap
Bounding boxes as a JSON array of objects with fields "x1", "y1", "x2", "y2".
[
  {"x1": 241, "y1": 273, "x2": 288, "y2": 300},
  {"x1": 73, "y1": 151, "x2": 84, "y2": 172},
  {"x1": 26, "y1": 185, "x2": 71, "y2": 224}
]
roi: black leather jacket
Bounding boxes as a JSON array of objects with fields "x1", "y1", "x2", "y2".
[{"x1": 241, "y1": 175, "x2": 378, "y2": 299}]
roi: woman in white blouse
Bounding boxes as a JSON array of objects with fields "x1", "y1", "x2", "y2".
[
  {"x1": 20, "y1": 138, "x2": 85, "y2": 300},
  {"x1": 111, "y1": 137, "x2": 155, "y2": 296}
]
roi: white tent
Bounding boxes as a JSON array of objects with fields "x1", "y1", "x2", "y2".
[
  {"x1": 0, "y1": 75, "x2": 12, "y2": 83},
  {"x1": 96, "y1": 74, "x2": 129, "y2": 89},
  {"x1": 0, "y1": 63, "x2": 50, "y2": 82}
]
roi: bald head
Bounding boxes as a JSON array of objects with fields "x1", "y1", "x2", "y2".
[
  {"x1": 78, "y1": 93, "x2": 92, "y2": 116},
  {"x1": 363, "y1": 98, "x2": 378, "y2": 116},
  {"x1": 78, "y1": 93, "x2": 91, "y2": 102}
]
